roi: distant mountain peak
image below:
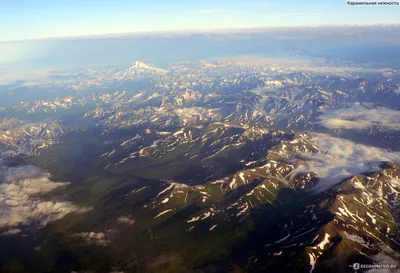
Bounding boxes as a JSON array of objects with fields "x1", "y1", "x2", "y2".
[
  {"x1": 112, "y1": 60, "x2": 168, "y2": 79},
  {"x1": 128, "y1": 61, "x2": 167, "y2": 75},
  {"x1": 130, "y1": 60, "x2": 151, "y2": 68}
]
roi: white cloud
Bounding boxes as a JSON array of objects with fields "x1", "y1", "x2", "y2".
[
  {"x1": 74, "y1": 232, "x2": 109, "y2": 246},
  {"x1": 1, "y1": 228, "x2": 21, "y2": 236},
  {"x1": 294, "y1": 134, "x2": 400, "y2": 192},
  {"x1": 117, "y1": 216, "x2": 135, "y2": 225},
  {"x1": 0, "y1": 151, "x2": 87, "y2": 232},
  {"x1": 317, "y1": 103, "x2": 400, "y2": 131}
]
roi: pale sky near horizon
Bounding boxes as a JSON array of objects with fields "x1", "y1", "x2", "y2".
[{"x1": 1, "y1": 0, "x2": 400, "y2": 42}]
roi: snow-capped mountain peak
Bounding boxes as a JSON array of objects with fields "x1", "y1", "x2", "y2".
[
  {"x1": 127, "y1": 60, "x2": 167, "y2": 75},
  {"x1": 111, "y1": 60, "x2": 168, "y2": 79}
]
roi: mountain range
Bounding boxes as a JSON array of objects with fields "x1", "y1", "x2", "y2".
[{"x1": 0, "y1": 60, "x2": 399, "y2": 272}]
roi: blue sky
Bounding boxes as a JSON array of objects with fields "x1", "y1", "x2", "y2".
[{"x1": 1, "y1": 0, "x2": 399, "y2": 42}]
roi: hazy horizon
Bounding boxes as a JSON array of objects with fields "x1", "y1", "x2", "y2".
[
  {"x1": 0, "y1": 25, "x2": 399, "y2": 81},
  {"x1": 2, "y1": 0, "x2": 400, "y2": 43}
]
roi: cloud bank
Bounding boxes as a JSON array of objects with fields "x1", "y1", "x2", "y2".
[
  {"x1": 0, "y1": 151, "x2": 86, "y2": 232},
  {"x1": 296, "y1": 134, "x2": 400, "y2": 192},
  {"x1": 74, "y1": 232, "x2": 109, "y2": 246},
  {"x1": 317, "y1": 103, "x2": 400, "y2": 131},
  {"x1": 117, "y1": 216, "x2": 135, "y2": 225}
]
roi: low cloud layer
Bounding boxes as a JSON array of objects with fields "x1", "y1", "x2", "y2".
[
  {"x1": 0, "y1": 150, "x2": 86, "y2": 232},
  {"x1": 117, "y1": 216, "x2": 135, "y2": 225},
  {"x1": 317, "y1": 103, "x2": 400, "y2": 131},
  {"x1": 296, "y1": 134, "x2": 400, "y2": 192},
  {"x1": 74, "y1": 232, "x2": 109, "y2": 246}
]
